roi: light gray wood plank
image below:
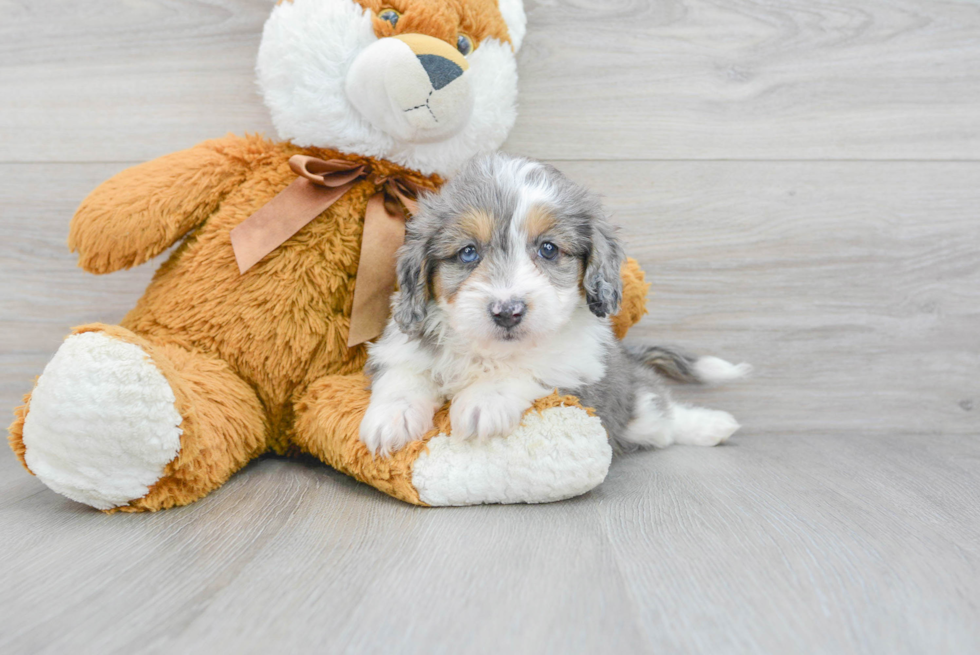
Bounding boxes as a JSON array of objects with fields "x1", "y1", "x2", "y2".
[
  {"x1": 4, "y1": 160, "x2": 977, "y2": 652},
  {"x1": 2, "y1": 0, "x2": 979, "y2": 652},
  {"x1": 2, "y1": 0, "x2": 980, "y2": 163},
  {"x1": 3, "y1": 161, "x2": 976, "y2": 436},
  {"x1": 556, "y1": 160, "x2": 980, "y2": 438},
  {"x1": 594, "y1": 432, "x2": 980, "y2": 654},
  {"x1": 0, "y1": 0, "x2": 276, "y2": 164},
  {"x1": 511, "y1": 0, "x2": 980, "y2": 161},
  {"x1": 2, "y1": 431, "x2": 978, "y2": 654},
  {"x1": 0, "y1": 163, "x2": 168, "y2": 413}
]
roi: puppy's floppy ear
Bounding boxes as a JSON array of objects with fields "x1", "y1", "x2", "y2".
[
  {"x1": 583, "y1": 212, "x2": 625, "y2": 318},
  {"x1": 392, "y1": 229, "x2": 431, "y2": 336}
]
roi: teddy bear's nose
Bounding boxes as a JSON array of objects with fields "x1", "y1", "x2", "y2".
[
  {"x1": 345, "y1": 32, "x2": 473, "y2": 142},
  {"x1": 417, "y1": 54, "x2": 464, "y2": 90}
]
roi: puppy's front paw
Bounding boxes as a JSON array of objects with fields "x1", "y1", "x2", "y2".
[
  {"x1": 360, "y1": 395, "x2": 438, "y2": 457},
  {"x1": 449, "y1": 387, "x2": 529, "y2": 441}
]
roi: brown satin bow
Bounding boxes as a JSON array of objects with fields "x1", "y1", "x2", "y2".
[{"x1": 230, "y1": 155, "x2": 425, "y2": 347}]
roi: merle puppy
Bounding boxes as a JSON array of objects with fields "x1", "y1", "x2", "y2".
[{"x1": 360, "y1": 152, "x2": 749, "y2": 456}]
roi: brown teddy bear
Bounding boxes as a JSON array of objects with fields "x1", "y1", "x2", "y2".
[{"x1": 8, "y1": 0, "x2": 649, "y2": 511}]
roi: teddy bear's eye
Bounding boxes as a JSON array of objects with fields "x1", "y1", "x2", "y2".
[
  {"x1": 378, "y1": 9, "x2": 400, "y2": 27},
  {"x1": 456, "y1": 34, "x2": 474, "y2": 56}
]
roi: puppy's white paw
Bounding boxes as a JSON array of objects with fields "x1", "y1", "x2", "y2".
[
  {"x1": 672, "y1": 406, "x2": 741, "y2": 447},
  {"x1": 360, "y1": 395, "x2": 439, "y2": 457},
  {"x1": 450, "y1": 387, "x2": 529, "y2": 441}
]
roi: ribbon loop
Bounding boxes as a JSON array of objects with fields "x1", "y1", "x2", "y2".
[
  {"x1": 231, "y1": 155, "x2": 424, "y2": 348},
  {"x1": 289, "y1": 155, "x2": 367, "y2": 187},
  {"x1": 375, "y1": 174, "x2": 424, "y2": 219}
]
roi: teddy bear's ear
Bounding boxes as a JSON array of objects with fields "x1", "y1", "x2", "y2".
[{"x1": 498, "y1": 0, "x2": 527, "y2": 52}]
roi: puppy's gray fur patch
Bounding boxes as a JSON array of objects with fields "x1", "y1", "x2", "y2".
[{"x1": 378, "y1": 152, "x2": 743, "y2": 452}]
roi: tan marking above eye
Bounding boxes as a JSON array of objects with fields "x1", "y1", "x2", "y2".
[
  {"x1": 524, "y1": 205, "x2": 557, "y2": 241},
  {"x1": 457, "y1": 209, "x2": 496, "y2": 244}
]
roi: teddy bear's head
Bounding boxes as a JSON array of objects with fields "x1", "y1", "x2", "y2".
[{"x1": 257, "y1": 0, "x2": 526, "y2": 177}]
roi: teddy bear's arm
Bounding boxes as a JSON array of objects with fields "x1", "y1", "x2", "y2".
[
  {"x1": 611, "y1": 258, "x2": 651, "y2": 339},
  {"x1": 68, "y1": 138, "x2": 253, "y2": 274}
]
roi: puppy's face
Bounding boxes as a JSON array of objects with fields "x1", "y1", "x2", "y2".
[
  {"x1": 394, "y1": 154, "x2": 625, "y2": 349},
  {"x1": 430, "y1": 203, "x2": 583, "y2": 346}
]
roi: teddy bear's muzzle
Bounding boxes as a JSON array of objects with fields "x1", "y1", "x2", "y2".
[{"x1": 346, "y1": 33, "x2": 474, "y2": 144}]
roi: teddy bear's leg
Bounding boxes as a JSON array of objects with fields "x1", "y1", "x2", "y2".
[
  {"x1": 291, "y1": 374, "x2": 613, "y2": 506},
  {"x1": 8, "y1": 324, "x2": 267, "y2": 512}
]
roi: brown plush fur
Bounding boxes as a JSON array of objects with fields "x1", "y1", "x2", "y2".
[
  {"x1": 358, "y1": 0, "x2": 513, "y2": 48},
  {"x1": 278, "y1": 0, "x2": 513, "y2": 49},
  {"x1": 8, "y1": 394, "x2": 30, "y2": 470},
  {"x1": 612, "y1": 256, "x2": 650, "y2": 340},
  {"x1": 8, "y1": 134, "x2": 649, "y2": 510},
  {"x1": 293, "y1": 377, "x2": 595, "y2": 506}
]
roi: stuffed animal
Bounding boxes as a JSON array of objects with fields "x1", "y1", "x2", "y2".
[{"x1": 7, "y1": 0, "x2": 649, "y2": 512}]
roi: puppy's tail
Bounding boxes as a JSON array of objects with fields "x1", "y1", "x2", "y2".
[{"x1": 622, "y1": 343, "x2": 752, "y2": 385}]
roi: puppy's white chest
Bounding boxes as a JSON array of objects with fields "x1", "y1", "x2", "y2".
[
  {"x1": 430, "y1": 352, "x2": 521, "y2": 396},
  {"x1": 432, "y1": 312, "x2": 612, "y2": 397}
]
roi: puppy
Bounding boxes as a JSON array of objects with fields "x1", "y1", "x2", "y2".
[{"x1": 360, "y1": 153, "x2": 749, "y2": 456}]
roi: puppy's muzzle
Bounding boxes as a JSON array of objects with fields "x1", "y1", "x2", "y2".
[
  {"x1": 346, "y1": 33, "x2": 473, "y2": 144},
  {"x1": 489, "y1": 299, "x2": 527, "y2": 329}
]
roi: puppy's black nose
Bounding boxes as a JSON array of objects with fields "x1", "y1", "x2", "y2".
[
  {"x1": 417, "y1": 54, "x2": 464, "y2": 90},
  {"x1": 490, "y1": 300, "x2": 527, "y2": 329}
]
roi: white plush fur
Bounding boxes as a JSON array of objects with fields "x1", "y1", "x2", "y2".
[
  {"x1": 412, "y1": 405, "x2": 612, "y2": 506},
  {"x1": 21, "y1": 333, "x2": 183, "y2": 510},
  {"x1": 257, "y1": 0, "x2": 521, "y2": 177},
  {"x1": 497, "y1": 0, "x2": 528, "y2": 51},
  {"x1": 346, "y1": 36, "x2": 473, "y2": 143}
]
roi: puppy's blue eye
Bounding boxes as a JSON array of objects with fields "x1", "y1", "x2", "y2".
[
  {"x1": 538, "y1": 241, "x2": 559, "y2": 261},
  {"x1": 378, "y1": 9, "x2": 400, "y2": 27},
  {"x1": 458, "y1": 245, "x2": 479, "y2": 264}
]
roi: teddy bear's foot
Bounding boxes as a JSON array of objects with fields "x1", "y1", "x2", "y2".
[
  {"x1": 19, "y1": 331, "x2": 183, "y2": 509},
  {"x1": 412, "y1": 403, "x2": 613, "y2": 506},
  {"x1": 292, "y1": 375, "x2": 613, "y2": 506},
  {"x1": 13, "y1": 324, "x2": 268, "y2": 511}
]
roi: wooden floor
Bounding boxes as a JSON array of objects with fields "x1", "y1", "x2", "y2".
[{"x1": 1, "y1": 1, "x2": 978, "y2": 653}]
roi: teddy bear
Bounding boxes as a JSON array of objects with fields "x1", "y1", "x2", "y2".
[{"x1": 7, "y1": 0, "x2": 650, "y2": 512}]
